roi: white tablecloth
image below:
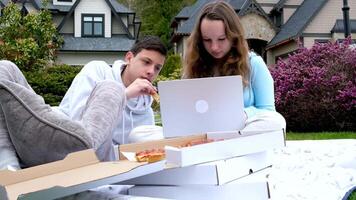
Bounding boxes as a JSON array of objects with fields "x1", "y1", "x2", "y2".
[{"x1": 268, "y1": 139, "x2": 356, "y2": 200}]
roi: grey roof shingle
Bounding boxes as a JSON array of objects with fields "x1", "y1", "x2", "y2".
[
  {"x1": 28, "y1": 0, "x2": 132, "y2": 14},
  {"x1": 30, "y1": 0, "x2": 72, "y2": 12},
  {"x1": 266, "y1": 0, "x2": 328, "y2": 48},
  {"x1": 107, "y1": 0, "x2": 133, "y2": 13},
  {"x1": 227, "y1": 0, "x2": 247, "y2": 10},
  {"x1": 175, "y1": 0, "x2": 209, "y2": 34},
  {"x1": 0, "y1": 0, "x2": 9, "y2": 6},
  {"x1": 176, "y1": 0, "x2": 249, "y2": 35},
  {"x1": 272, "y1": 0, "x2": 287, "y2": 12},
  {"x1": 60, "y1": 34, "x2": 135, "y2": 52},
  {"x1": 175, "y1": 6, "x2": 192, "y2": 19},
  {"x1": 0, "y1": 0, "x2": 5, "y2": 7},
  {"x1": 331, "y1": 19, "x2": 356, "y2": 33}
]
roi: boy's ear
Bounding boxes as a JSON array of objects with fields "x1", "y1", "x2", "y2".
[{"x1": 124, "y1": 51, "x2": 134, "y2": 63}]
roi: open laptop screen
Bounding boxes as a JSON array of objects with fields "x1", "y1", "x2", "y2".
[{"x1": 158, "y1": 76, "x2": 245, "y2": 138}]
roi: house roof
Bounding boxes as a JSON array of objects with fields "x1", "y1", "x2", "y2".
[
  {"x1": 266, "y1": 0, "x2": 328, "y2": 49},
  {"x1": 28, "y1": 0, "x2": 134, "y2": 14},
  {"x1": 60, "y1": 34, "x2": 135, "y2": 52},
  {"x1": 331, "y1": 19, "x2": 356, "y2": 33},
  {"x1": 175, "y1": 5, "x2": 192, "y2": 19},
  {"x1": 227, "y1": 0, "x2": 248, "y2": 10},
  {"x1": 175, "y1": 0, "x2": 251, "y2": 35},
  {"x1": 25, "y1": 0, "x2": 71, "y2": 12},
  {"x1": 55, "y1": 0, "x2": 133, "y2": 38},
  {"x1": 107, "y1": 0, "x2": 133, "y2": 14},
  {"x1": 172, "y1": 0, "x2": 276, "y2": 42},
  {"x1": 173, "y1": 0, "x2": 208, "y2": 35},
  {"x1": 0, "y1": 0, "x2": 9, "y2": 7},
  {"x1": 272, "y1": 0, "x2": 287, "y2": 12}
]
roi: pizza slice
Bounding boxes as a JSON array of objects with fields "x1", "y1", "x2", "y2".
[
  {"x1": 151, "y1": 91, "x2": 160, "y2": 103},
  {"x1": 135, "y1": 148, "x2": 165, "y2": 163}
]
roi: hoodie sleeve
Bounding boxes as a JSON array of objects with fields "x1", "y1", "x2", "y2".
[
  {"x1": 59, "y1": 61, "x2": 113, "y2": 120},
  {"x1": 244, "y1": 54, "x2": 276, "y2": 118}
]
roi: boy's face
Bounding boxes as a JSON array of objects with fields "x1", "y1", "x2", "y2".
[{"x1": 124, "y1": 49, "x2": 165, "y2": 86}]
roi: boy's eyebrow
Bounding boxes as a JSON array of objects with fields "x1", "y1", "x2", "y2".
[{"x1": 142, "y1": 56, "x2": 163, "y2": 68}]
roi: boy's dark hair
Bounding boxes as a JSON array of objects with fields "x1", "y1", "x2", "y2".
[{"x1": 130, "y1": 35, "x2": 167, "y2": 57}]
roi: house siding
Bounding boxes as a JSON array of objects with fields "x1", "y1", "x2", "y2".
[
  {"x1": 59, "y1": 15, "x2": 74, "y2": 34},
  {"x1": 112, "y1": 15, "x2": 126, "y2": 34},
  {"x1": 53, "y1": 0, "x2": 75, "y2": 6},
  {"x1": 24, "y1": 4, "x2": 38, "y2": 13},
  {"x1": 285, "y1": 0, "x2": 304, "y2": 6},
  {"x1": 256, "y1": 0, "x2": 279, "y2": 3},
  {"x1": 128, "y1": 14, "x2": 135, "y2": 36},
  {"x1": 267, "y1": 41, "x2": 298, "y2": 65},
  {"x1": 256, "y1": 0, "x2": 279, "y2": 13},
  {"x1": 332, "y1": 32, "x2": 356, "y2": 41},
  {"x1": 303, "y1": 36, "x2": 327, "y2": 48},
  {"x1": 282, "y1": 0, "x2": 303, "y2": 23},
  {"x1": 180, "y1": 37, "x2": 188, "y2": 59},
  {"x1": 57, "y1": 51, "x2": 125, "y2": 66},
  {"x1": 112, "y1": 14, "x2": 133, "y2": 35},
  {"x1": 304, "y1": 0, "x2": 356, "y2": 33},
  {"x1": 283, "y1": 8, "x2": 296, "y2": 23},
  {"x1": 52, "y1": 15, "x2": 64, "y2": 27},
  {"x1": 75, "y1": 0, "x2": 112, "y2": 38}
]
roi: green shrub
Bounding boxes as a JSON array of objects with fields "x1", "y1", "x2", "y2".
[
  {"x1": 160, "y1": 53, "x2": 182, "y2": 77},
  {"x1": 152, "y1": 54, "x2": 182, "y2": 111},
  {"x1": 24, "y1": 64, "x2": 82, "y2": 106},
  {"x1": 0, "y1": 3, "x2": 63, "y2": 71}
]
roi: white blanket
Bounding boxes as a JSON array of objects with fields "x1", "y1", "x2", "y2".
[{"x1": 268, "y1": 139, "x2": 356, "y2": 200}]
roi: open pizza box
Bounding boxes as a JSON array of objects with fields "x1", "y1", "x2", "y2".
[
  {"x1": 119, "y1": 129, "x2": 285, "y2": 185},
  {"x1": 0, "y1": 149, "x2": 165, "y2": 200}
]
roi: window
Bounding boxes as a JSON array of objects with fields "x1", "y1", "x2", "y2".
[
  {"x1": 314, "y1": 39, "x2": 329, "y2": 44},
  {"x1": 82, "y1": 14, "x2": 104, "y2": 37},
  {"x1": 58, "y1": 0, "x2": 73, "y2": 2}
]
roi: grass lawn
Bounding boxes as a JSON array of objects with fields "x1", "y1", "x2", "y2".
[
  {"x1": 286, "y1": 132, "x2": 356, "y2": 140},
  {"x1": 350, "y1": 191, "x2": 356, "y2": 200}
]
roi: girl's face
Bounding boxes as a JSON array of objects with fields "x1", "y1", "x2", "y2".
[{"x1": 200, "y1": 18, "x2": 232, "y2": 59}]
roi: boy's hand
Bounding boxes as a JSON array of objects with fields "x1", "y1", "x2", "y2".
[{"x1": 125, "y1": 78, "x2": 157, "y2": 99}]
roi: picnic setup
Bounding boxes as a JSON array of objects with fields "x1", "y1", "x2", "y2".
[{"x1": 0, "y1": 0, "x2": 355, "y2": 199}]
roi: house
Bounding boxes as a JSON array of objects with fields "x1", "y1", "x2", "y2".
[
  {"x1": 0, "y1": 0, "x2": 141, "y2": 65},
  {"x1": 171, "y1": 0, "x2": 356, "y2": 65}
]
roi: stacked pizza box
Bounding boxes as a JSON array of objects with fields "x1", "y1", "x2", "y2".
[{"x1": 120, "y1": 129, "x2": 286, "y2": 200}]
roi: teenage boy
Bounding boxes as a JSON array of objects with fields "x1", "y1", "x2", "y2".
[{"x1": 58, "y1": 35, "x2": 167, "y2": 149}]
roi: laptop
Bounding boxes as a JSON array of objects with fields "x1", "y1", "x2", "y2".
[{"x1": 158, "y1": 75, "x2": 245, "y2": 138}]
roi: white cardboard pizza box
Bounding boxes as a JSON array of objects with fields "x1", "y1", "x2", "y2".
[
  {"x1": 0, "y1": 149, "x2": 165, "y2": 200},
  {"x1": 120, "y1": 129, "x2": 285, "y2": 168},
  {"x1": 166, "y1": 129, "x2": 285, "y2": 167},
  {"x1": 122, "y1": 150, "x2": 271, "y2": 185},
  {"x1": 128, "y1": 167, "x2": 271, "y2": 200}
]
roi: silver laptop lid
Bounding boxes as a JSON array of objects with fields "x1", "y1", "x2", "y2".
[{"x1": 158, "y1": 75, "x2": 245, "y2": 138}]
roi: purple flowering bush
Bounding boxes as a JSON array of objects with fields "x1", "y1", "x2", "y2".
[{"x1": 270, "y1": 39, "x2": 356, "y2": 132}]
